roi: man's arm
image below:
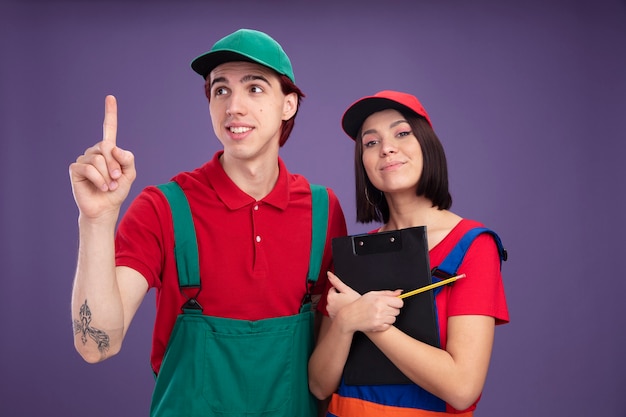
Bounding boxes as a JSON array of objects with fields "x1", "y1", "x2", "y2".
[
  {"x1": 71, "y1": 226, "x2": 148, "y2": 363},
  {"x1": 69, "y1": 95, "x2": 144, "y2": 362}
]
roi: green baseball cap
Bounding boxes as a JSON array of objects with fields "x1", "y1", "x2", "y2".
[{"x1": 190, "y1": 28, "x2": 295, "y2": 83}]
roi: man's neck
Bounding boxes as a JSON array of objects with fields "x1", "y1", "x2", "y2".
[{"x1": 219, "y1": 152, "x2": 280, "y2": 200}]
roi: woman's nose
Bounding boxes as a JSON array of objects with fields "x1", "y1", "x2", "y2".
[{"x1": 380, "y1": 138, "x2": 397, "y2": 155}]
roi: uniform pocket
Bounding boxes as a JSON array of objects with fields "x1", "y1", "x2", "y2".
[{"x1": 203, "y1": 325, "x2": 294, "y2": 415}]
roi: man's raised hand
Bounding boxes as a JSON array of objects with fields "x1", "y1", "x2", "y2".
[{"x1": 69, "y1": 95, "x2": 136, "y2": 220}]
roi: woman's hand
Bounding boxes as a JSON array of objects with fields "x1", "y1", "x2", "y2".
[
  {"x1": 325, "y1": 271, "x2": 360, "y2": 319},
  {"x1": 326, "y1": 271, "x2": 404, "y2": 334}
]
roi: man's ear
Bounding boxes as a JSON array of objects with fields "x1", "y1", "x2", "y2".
[{"x1": 282, "y1": 92, "x2": 298, "y2": 121}]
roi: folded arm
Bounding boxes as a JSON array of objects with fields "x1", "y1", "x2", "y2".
[{"x1": 366, "y1": 314, "x2": 495, "y2": 410}]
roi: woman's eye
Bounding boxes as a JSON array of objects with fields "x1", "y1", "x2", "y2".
[
  {"x1": 363, "y1": 139, "x2": 378, "y2": 148},
  {"x1": 397, "y1": 130, "x2": 411, "y2": 138}
]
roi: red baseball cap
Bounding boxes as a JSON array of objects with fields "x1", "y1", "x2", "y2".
[{"x1": 341, "y1": 90, "x2": 433, "y2": 140}]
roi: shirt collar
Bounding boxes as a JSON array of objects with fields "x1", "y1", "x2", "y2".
[{"x1": 203, "y1": 151, "x2": 290, "y2": 211}]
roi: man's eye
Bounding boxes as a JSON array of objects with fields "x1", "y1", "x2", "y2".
[
  {"x1": 214, "y1": 87, "x2": 227, "y2": 96},
  {"x1": 250, "y1": 85, "x2": 263, "y2": 93}
]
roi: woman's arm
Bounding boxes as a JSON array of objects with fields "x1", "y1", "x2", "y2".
[
  {"x1": 308, "y1": 272, "x2": 403, "y2": 399},
  {"x1": 308, "y1": 315, "x2": 352, "y2": 400},
  {"x1": 366, "y1": 314, "x2": 495, "y2": 410}
]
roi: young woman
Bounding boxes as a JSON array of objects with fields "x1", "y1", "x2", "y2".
[{"x1": 309, "y1": 90, "x2": 509, "y2": 416}]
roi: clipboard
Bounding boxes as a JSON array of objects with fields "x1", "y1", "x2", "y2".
[{"x1": 331, "y1": 226, "x2": 440, "y2": 385}]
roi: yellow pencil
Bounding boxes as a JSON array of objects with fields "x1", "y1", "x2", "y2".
[{"x1": 398, "y1": 274, "x2": 466, "y2": 299}]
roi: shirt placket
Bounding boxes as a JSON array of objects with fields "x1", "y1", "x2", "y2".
[{"x1": 251, "y1": 202, "x2": 268, "y2": 278}]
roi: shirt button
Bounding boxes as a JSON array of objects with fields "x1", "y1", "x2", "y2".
[
  {"x1": 254, "y1": 205, "x2": 259, "y2": 211},
  {"x1": 256, "y1": 235, "x2": 261, "y2": 243}
]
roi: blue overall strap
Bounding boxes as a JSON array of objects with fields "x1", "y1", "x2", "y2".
[
  {"x1": 435, "y1": 227, "x2": 507, "y2": 277},
  {"x1": 156, "y1": 182, "x2": 202, "y2": 313},
  {"x1": 307, "y1": 184, "x2": 329, "y2": 284}
]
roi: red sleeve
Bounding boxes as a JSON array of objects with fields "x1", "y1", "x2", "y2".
[{"x1": 115, "y1": 186, "x2": 172, "y2": 289}]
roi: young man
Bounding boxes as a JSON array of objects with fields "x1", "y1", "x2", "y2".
[{"x1": 69, "y1": 28, "x2": 346, "y2": 417}]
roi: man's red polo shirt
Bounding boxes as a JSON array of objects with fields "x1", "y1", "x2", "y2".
[{"x1": 115, "y1": 151, "x2": 347, "y2": 374}]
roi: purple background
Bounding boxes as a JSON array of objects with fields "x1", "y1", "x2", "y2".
[{"x1": 1, "y1": 0, "x2": 625, "y2": 415}]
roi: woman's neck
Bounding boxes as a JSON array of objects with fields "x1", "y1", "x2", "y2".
[
  {"x1": 381, "y1": 194, "x2": 462, "y2": 249},
  {"x1": 381, "y1": 194, "x2": 438, "y2": 231}
]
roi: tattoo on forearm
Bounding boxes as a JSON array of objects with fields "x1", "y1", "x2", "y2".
[{"x1": 73, "y1": 300, "x2": 110, "y2": 357}]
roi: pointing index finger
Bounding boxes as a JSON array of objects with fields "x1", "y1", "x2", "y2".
[
  {"x1": 327, "y1": 271, "x2": 349, "y2": 292},
  {"x1": 103, "y1": 95, "x2": 118, "y2": 145}
]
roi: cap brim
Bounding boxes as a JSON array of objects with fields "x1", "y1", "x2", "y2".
[
  {"x1": 342, "y1": 97, "x2": 416, "y2": 140},
  {"x1": 191, "y1": 50, "x2": 261, "y2": 79}
]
